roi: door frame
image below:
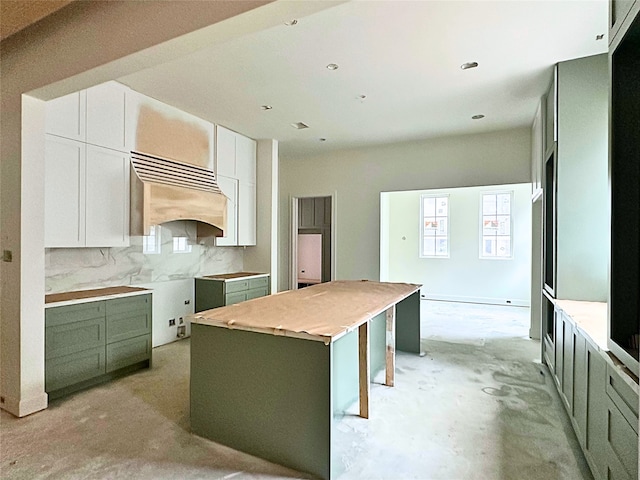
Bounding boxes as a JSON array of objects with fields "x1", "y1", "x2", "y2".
[{"x1": 289, "y1": 193, "x2": 336, "y2": 290}]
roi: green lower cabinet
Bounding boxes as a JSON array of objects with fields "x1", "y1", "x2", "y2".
[
  {"x1": 45, "y1": 346, "x2": 106, "y2": 392},
  {"x1": 45, "y1": 293, "x2": 152, "y2": 399},
  {"x1": 605, "y1": 397, "x2": 638, "y2": 480},
  {"x1": 584, "y1": 341, "x2": 607, "y2": 480},
  {"x1": 106, "y1": 335, "x2": 151, "y2": 372},
  {"x1": 195, "y1": 275, "x2": 270, "y2": 312}
]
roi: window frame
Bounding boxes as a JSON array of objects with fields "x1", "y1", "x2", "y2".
[
  {"x1": 479, "y1": 190, "x2": 514, "y2": 260},
  {"x1": 419, "y1": 193, "x2": 450, "y2": 258}
]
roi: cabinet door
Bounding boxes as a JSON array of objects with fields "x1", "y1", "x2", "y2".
[
  {"x1": 562, "y1": 318, "x2": 574, "y2": 413},
  {"x1": 573, "y1": 331, "x2": 588, "y2": 447},
  {"x1": 86, "y1": 81, "x2": 128, "y2": 151},
  {"x1": 544, "y1": 67, "x2": 557, "y2": 154},
  {"x1": 299, "y1": 197, "x2": 315, "y2": 228},
  {"x1": 106, "y1": 334, "x2": 151, "y2": 373},
  {"x1": 238, "y1": 181, "x2": 256, "y2": 246},
  {"x1": 44, "y1": 135, "x2": 86, "y2": 247},
  {"x1": 216, "y1": 175, "x2": 238, "y2": 246},
  {"x1": 606, "y1": 397, "x2": 639, "y2": 479},
  {"x1": 554, "y1": 309, "x2": 564, "y2": 391},
  {"x1": 216, "y1": 125, "x2": 236, "y2": 178},
  {"x1": 85, "y1": 145, "x2": 130, "y2": 247},
  {"x1": 45, "y1": 90, "x2": 86, "y2": 142},
  {"x1": 45, "y1": 346, "x2": 106, "y2": 393},
  {"x1": 585, "y1": 343, "x2": 607, "y2": 480},
  {"x1": 235, "y1": 133, "x2": 256, "y2": 183},
  {"x1": 531, "y1": 100, "x2": 544, "y2": 197}
]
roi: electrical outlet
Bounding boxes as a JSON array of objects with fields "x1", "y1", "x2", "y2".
[
  {"x1": 2, "y1": 250, "x2": 12, "y2": 262},
  {"x1": 169, "y1": 318, "x2": 176, "y2": 326},
  {"x1": 179, "y1": 317, "x2": 184, "y2": 324},
  {"x1": 184, "y1": 300, "x2": 190, "y2": 305}
]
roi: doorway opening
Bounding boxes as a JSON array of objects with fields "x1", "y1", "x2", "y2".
[{"x1": 290, "y1": 196, "x2": 334, "y2": 289}]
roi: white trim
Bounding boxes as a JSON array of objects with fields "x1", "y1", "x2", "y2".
[{"x1": 420, "y1": 292, "x2": 529, "y2": 307}]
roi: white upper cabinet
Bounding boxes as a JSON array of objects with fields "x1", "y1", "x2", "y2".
[
  {"x1": 85, "y1": 145, "x2": 130, "y2": 247},
  {"x1": 86, "y1": 81, "x2": 128, "y2": 152},
  {"x1": 216, "y1": 175, "x2": 238, "y2": 246},
  {"x1": 44, "y1": 136, "x2": 86, "y2": 247},
  {"x1": 531, "y1": 99, "x2": 543, "y2": 201},
  {"x1": 214, "y1": 125, "x2": 257, "y2": 246},
  {"x1": 45, "y1": 90, "x2": 86, "y2": 142},
  {"x1": 216, "y1": 125, "x2": 236, "y2": 177},
  {"x1": 236, "y1": 133, "x2": 257, "y2": 184},
  {"x1": 238, "y1": 181, "x2": 256, "y2": 246}
]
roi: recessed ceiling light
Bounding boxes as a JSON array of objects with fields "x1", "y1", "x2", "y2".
[
  {"x1": 358, "y1": 94, "x2": 367, "y2": 100},
  {"x1": 326, "y1": 63, "x2": 339, "y2": 71},
  {"x1": 472, "y1": 114, "x2": 485, "y2": 120},
  {"x1": 319, "y1": 138, "x2": 327, "y2": 142},
  {"x1": 596, "y1": 34, "x2": 605, "y2": 40},
  {"x1": 284, "y1": 19, "x2": 298, "y2": 26},
  {"x1": 461, "y1": 62, "x2": 479, "y2": 70},
  {"x1": 291, "y1": 122, "x2": 309, "y2": 130},
  {"x1": 261, "y1": 105, "x2": 272, "y2": 110}
]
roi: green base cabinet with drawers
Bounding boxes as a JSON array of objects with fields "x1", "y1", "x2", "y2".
[
  {"x1": 195, "y1": 273, "x2": 269, "y2": 312},
  {"x1": 45, "y1": 293, "x2": 152, "y2": 399}
]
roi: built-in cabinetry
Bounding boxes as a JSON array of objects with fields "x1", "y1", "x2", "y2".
[
  {"x1": 548, "y1": 299, "x2": 638, "y2": 480},
  {"x1": 608, "y1": 1, "x2": 639, "y2": 376},
  {"x1": 215, "y1": 125, "x2": 257, "y2": 246},
  {"x1": 45, "y1": 81, "x2": 131, "y2": 248},
  {"x1": 45, "y1": 289, "x2": 152, "y2": 399},
  {"x1": 298, "y1": 196, "x2": 332, "y2": 285},
  {"x1": 530, "y1": 100, "x2": 543, "y2": 201},
  {"x1": 194, "y1": 273, "x2": 269, "y2": 312}
]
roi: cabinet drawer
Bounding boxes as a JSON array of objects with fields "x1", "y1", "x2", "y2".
[
  {"x1": 606, "y1": 397, "x2": 639, "y2": 478},
  {"x1": 225, "y1": 291, "x2": 247, "y2": 305},
  {"x1": 106, "y1": 334, "x2": 151, "y2": 372},
  {"x1": 106, "y1": 294, "x2": 151, "y2": 316},
  {"x1": 46, "y1": 301, "x2": 104, "y2": 327},
  {"x1": 248, "y1": 276, "x2": 269, "y2": 289},
  {"x1": 226, "y1": 280, "x2": 249, "y2": 293},
  {"x1": 107, "y1": 310, "x2": 151, "y2": 344},
  {"x1": 46, "y1": 317, "x2": 105, "y2": 359},
  {"x1": 606, "y1": 365, "x2": 639, "y2": 428},
  {"x1": 246, "y1": 287, "x2": 268, "y2": 301},
  {"x1": 45, "y1": 346, "x2": 106, "y2": 392}
]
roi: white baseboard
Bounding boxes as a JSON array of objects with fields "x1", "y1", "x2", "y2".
[{"x1": 420, "y1": 292, "x2": 529, "y2": 307}]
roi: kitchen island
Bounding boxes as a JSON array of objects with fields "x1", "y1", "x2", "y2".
[{"x1": 189, "y1": 280, "x2": 421, "y2": 480}]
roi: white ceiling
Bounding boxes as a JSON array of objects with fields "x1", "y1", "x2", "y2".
[{"x1": 120, "y1": 0, "x2": 609, "y2": 160}]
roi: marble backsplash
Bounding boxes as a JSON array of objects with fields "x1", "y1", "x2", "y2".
[{"x1": 45, "y1": 221, "x2": 243, "y2": 293}]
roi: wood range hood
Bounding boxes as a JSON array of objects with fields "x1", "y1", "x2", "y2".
[{"x1": 130, "y1": 151, "x2": 227, "y2": 240}]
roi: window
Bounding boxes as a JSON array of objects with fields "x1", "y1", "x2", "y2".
[
  {"x1": 172, "y1": 236, "x2": 192, "y2": 254},
  {"x1": 480, "y1": 192, "x2": 512, "y2": 258},
  {"x1": 143, "y1": 225, "x2": 162, "y2": 254},
  {"x1": 421, "y1": 195, "x2": 449, "y2": 257}
]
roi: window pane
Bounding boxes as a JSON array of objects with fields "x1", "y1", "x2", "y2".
[
  {"x1": 497, "y1": 237, "x2": 511, "y2": 257},
  {"x1": 423, "y1": 237, "x2": 436, "y2": 256},
  {"x1": 497, "y1": 215, "x2": 510, "y2": 235},
  {"x1": 482, "y1": 194, "x2": 497, "y2": 215},
  {"x1": 497, "y1": 194, "x2": 511, "y2": 214},
  {"x1": 437, "y1": 217, "x2": 448, "y2": 235},
  {"x1": 436, "y1": 197, "x2": 448, "y2": 216},
  {"x1": 424, "y1": 217, "x2": 437, "y2": 235},
  {"x1": 483, "y1": 237, "x2": 496, "y2": 256},
  {"x1": 436, "y1": 238, "x2": 448, "y2": 256},
  {"x1": 483, "y1": 216, "x2": 497, "y2": 235},
  {"x1": 424, "y1": 197, "x2": 436, "y2": 217}
]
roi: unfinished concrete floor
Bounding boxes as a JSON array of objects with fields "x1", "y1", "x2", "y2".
[{"x1": 1, "y1": 301, "x2": 592, "y2": 479}]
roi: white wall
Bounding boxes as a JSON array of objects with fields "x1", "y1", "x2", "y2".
[
  {"x1": 381, "y1": 184, "x2": 532, "y2": 306},
  {"x1": 279, "y1": 128, "x2": 532, "y2": 291}
]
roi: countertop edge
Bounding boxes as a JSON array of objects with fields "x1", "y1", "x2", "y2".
[
  {"x1": 197, "y1": 273, "x2": 270, "y2": 282},
  {"x1": 45, "y1": 289, "x2": 152, "y2": 309}
]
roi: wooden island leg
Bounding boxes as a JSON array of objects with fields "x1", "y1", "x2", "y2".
[
  {"x1": 385, "y1": 305, "x2": 396, "y2": 387},
  {"x1": 358, "y1": 321, "x2": 370, "y2": 419}
]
